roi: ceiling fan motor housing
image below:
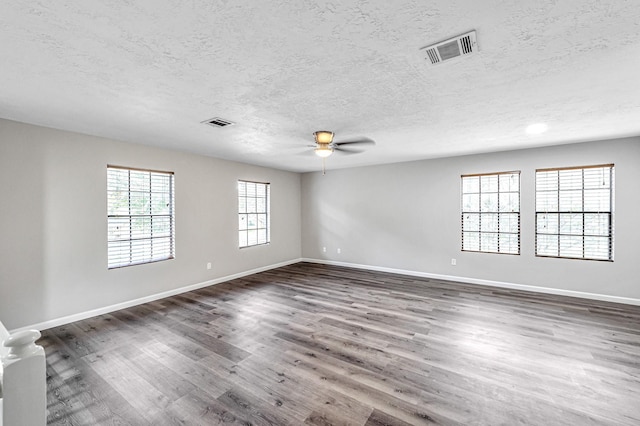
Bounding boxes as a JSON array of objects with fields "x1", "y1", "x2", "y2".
[{"x1": 313, "y1": 131, "x2": 334, "y2": 144}]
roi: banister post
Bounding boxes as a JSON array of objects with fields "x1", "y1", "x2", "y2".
[
  {"x1": 3, "y1": 330, "x2": 42, "y2": 359},
  {"x1": 1, "y1": 329, "x2": 47, "y2": 426}
]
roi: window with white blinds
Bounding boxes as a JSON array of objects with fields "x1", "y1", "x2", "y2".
[
  {"x1": 461, "y1": 171, "x2": 520, "y2": 254},
  {"x1": 536, "y1": 165, "x2": 613, "y2": 261},
  {"x1": 238, "y1": 180, "x2": 270, "y2": 248},
  {"x1": 107, "y1": 166, "x2": 175, "y2": 268}
]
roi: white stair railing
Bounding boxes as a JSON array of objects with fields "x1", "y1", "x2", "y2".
[{"x1": 0, "y1": 322, "x2": 46, "y2": 426}]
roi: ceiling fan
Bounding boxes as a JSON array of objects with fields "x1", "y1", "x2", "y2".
[{"x1": 311, "y1": 130, "x2": 375, "y2": 174}]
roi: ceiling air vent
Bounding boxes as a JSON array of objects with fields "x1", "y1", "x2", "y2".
[
  {"x1": 202, "y1": 117, "x2": 235, "y2": 128},
  {"x1": 420, "y1": 30, "x2": 477, "y2": 65}
]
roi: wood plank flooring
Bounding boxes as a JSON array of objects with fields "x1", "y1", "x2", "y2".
[{"x1": 41, "y1": 262, "x2": 640, "y2": 425}]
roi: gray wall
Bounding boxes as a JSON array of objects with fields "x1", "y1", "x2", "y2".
[
  {"x1": 301, "y1": 137, "x2": 640, "y2": 301},
  {"x1": 0, "y1": 119, "x2": 301, "y2": 329},
  {"x1": 2, "y1": 117, "x2": 638, "y2": 330}
]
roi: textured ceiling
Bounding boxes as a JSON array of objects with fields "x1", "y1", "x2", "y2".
[{"x1": 1, "y1": 1, "x2": 639, "y2": 172}]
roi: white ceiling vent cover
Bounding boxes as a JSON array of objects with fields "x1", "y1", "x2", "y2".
[
  {"x1": 421, "y1": 31, "x2": 477, "y2": 65},
  {"x1": 202, "y1": 117, "x2": 235, "y2": 128}
]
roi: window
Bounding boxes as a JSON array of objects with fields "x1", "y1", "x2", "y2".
[
  {"x1": 536, "y1": 164, "x2": 613, "y2": 261},
  {"x1": 238, "y1": 180, "x2": 270, "y2": 248},
  {"x1": 107, "y1": 166, "x2": 175, "y2": 268},
  {"x1": 461, "y1": 171, "x2": 520, "y2": 254}
]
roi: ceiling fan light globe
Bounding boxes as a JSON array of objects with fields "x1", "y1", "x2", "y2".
[
  {"x1": 314, "y1": 131, "x2": 334, "y2": 144},
  {"x1": 314, "y1": 147, "x2": 333, "y2": 158}
]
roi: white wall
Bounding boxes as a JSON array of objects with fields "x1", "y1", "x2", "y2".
[
  {"x1": 301, "y1": 137, "x2": 640, "y2": 302},
  {"x1": 0, "y1": 119, "x2": 301, "y2": 330}
]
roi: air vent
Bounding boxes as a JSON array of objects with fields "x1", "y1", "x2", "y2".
[
  {"x1": 202, "y1": 117, "x2": 235, "y2": 128},
  {"x1": 420, "y1": 30, "x2": 477, "y2": 65}
]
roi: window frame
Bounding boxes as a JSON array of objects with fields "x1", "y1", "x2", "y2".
[
  {"x1": 238, "y1": 180, "x2": 270, "y2": 249},
  {"x1": 107, "y1": 165, "x2": 175, "y2": 269},
  {"x1": 461, "y1": 170, "x2": 521, "y2": 255},
  {"x1": 535, "y1": 164, "x2": 614, "y2": 261}
]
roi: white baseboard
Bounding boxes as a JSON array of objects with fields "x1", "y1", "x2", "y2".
[
  {"x1": 300, "y1": 258, "x2": 640, "y2": 307},
  {"x1": 13, "y1": 256, "x2": 639, "y2": 333},
  {"x1": 12, "y1": 258, "x2": 303, "y2": 334}
]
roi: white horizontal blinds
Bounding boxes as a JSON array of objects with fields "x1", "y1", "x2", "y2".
[
  {"x1": 536, "y1": 165, "x2": 613, "y2": 261},
  {"x1": 461, "y1": 171, "x2": 520, "y2": 254},
  {"x1": 238, "y1": 180, "x2": 270, "y2": 248},
  {"x1": 107, "y1": 166, "x2": 175, "y2": 268}
]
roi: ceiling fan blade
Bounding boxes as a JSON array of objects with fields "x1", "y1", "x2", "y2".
[
  {"x1": 334, "y1": 146, "x2": 364, "y2": 154},
  {"x1": 333, "y1": 137, "x2": 375, "y2": 147}
]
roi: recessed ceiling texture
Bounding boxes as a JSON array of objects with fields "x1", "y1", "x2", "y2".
[{"x1": 1, "y1": 1, "x2": 639, "y2": 172}]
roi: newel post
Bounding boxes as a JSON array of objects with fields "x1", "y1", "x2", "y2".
[{"x1": 2, "y1": 329, "x2": 47, "y2": 426}]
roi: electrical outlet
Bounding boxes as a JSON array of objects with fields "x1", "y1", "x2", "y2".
[
  {"x1": 322, "y1": 247, "x2": 327, "y2": 253},
  {"x1": 451, "y1": 258, "x2": 456, "y2": 266},
  {"x1": 337, "y1": 248, "x2": 341, "y2": 254},
  {"x1": 207, "y1": 262, "x2": 212, "y2": 270}
]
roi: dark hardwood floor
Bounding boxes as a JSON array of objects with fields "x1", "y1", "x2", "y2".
[{"x1": 41, "y1": 262, "x2": 640, "y2": 425}]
